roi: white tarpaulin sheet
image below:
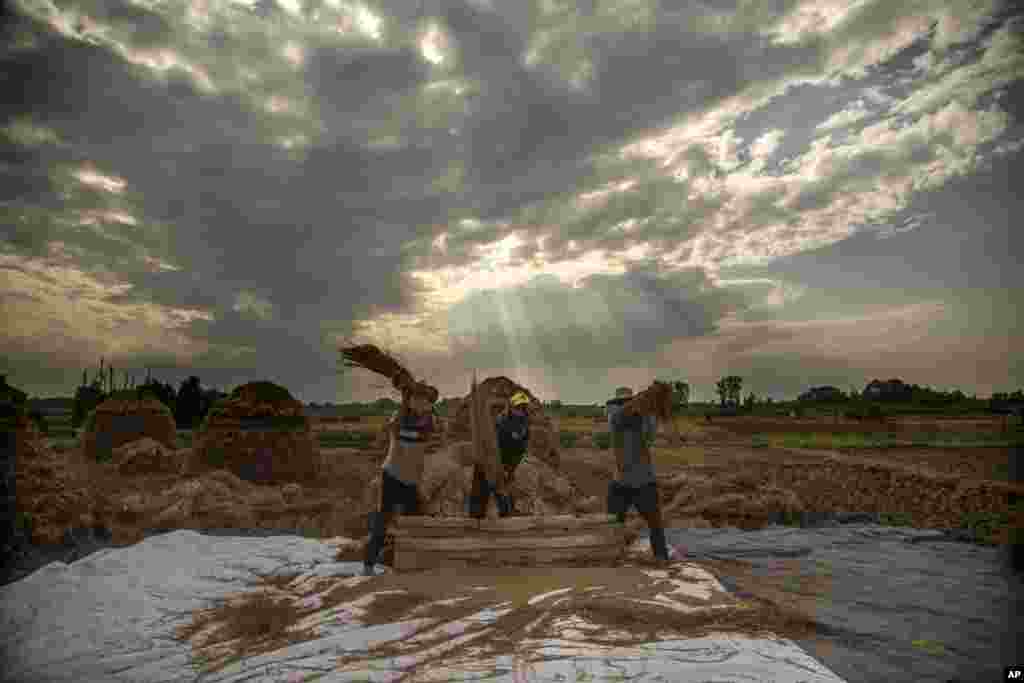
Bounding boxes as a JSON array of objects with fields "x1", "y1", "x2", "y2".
[{"x1": 0, "y1": 530, "x2": 848, "y2": 683}]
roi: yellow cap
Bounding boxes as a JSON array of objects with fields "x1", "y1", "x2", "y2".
[{"x1": 510, "y1": 391, "x2": 530, "y2": 407}]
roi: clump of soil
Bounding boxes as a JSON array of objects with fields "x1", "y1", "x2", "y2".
[{"x1": 192, "y1": 381, "x2": 319, "y2": 485}]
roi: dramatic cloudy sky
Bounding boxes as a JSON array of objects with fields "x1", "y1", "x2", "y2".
[{"x1": 2, "y1": 0, "x2": 1022, "y2": 404}]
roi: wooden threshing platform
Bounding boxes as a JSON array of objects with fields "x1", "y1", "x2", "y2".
[{"x1": 390, "y1": 513, "x2": 634, "y2": 571}]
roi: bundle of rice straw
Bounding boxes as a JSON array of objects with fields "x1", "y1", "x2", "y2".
[
  {"x1": 624, "y1": 381, "x2": 674, "y2": 421},
  {"x1": 339, "y1": 344, "x2": 437, "y2": 401},
  {"x1": 469, "y1": 371, "x2": 503, "y2": 495}
]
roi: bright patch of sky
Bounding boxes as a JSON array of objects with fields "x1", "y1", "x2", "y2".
[
  {"x1": 420, "y1": 22, "x2": 451, "y2": 66},
  {"x1": 74, "y1": 167, "x2": 127, "y2": 194}
]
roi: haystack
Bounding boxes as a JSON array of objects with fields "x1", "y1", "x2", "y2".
[
  {"x1": 409, "y1": 434, "x2": 598, "y2": 519},
  {"x1": 445, "y1": 376, "x2": 560, "y2": 469},
  {"x1": 193, "y1": 381, "x2": 318, "y2": 485},
  {"x1": 13, "y1": 425, "x2": 99, "y2": 545},
  {"x1": 1, "y1": 377, "x2": 101, "y2": 547},
  {"x1": 112, "y1": 437, "x2": 184, "y2": 477},
  {"x1": 2, "y1": 382, "x2": 32, "y2": 549},
  {"x1": 81, "y1": 391, "x2": 176, "y2": 463}
]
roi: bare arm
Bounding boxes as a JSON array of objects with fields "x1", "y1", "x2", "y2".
[{"x1": 606, "y1": 406, "x2": 625, "y2": 480}]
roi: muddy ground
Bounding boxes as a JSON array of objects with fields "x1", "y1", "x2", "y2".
[
  {"x1": 9, "y1": 414, "x2": 1022, "y2": 580},
  {"x1": 7, "y1": 415, "x2": 1021, "y2": 683}
]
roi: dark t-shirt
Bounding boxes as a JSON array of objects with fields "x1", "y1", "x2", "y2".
[
  {"x1": 606, "y1": 398, "x2": 657, "y2": 486},
  {"x1": 495, "y1": 411, "x2": 530, "y2": 467}
]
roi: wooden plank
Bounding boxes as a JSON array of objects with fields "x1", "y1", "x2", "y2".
[
  {"x1": 389, "y1": 514, "x2": 622, "y2": 538},
  {"x1": 565, "y1": 513, "x2": 621, "y2": 525},
  {"x1": 391, "y1": 524, "x2": 622, "y2": 539},
  {"x1": 393, "y1": 516, "x2": 480, "y2": 530},
  {"x1": 480, "y1": 514, "x2": 619, "y2": 532},
  {"x1": 475, "y1": 516, "x2": 541, "y2": 533},
  {"x1": 395, "y1": 531, "x2": 626, "y2": 553},
  {"x1": 394, "y1": 544, "x2": 627, "y2": 571},
  {"x1": 390, "y1": 526, "x2": 480, "y2": 539},
  {"x1": 396, "y1": 514, "x2": 618, "y2": 533}
]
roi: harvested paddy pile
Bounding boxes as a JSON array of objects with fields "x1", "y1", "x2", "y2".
[
  {"x1": 192, "y1": 381, "x2": 319, "y2": 485},
  {"x1": 758, "y1": 453, "x2": 1024, "y2": 532},
  {"x1": 108, "y1": 437, "x2": 185, "y2": 477},
  {"x1": 81, "y1": 391, "x2": 176, "y2": 463},
  {"x1": 445, "y1": 375, "x2": 560, "y2": 469},
  {"x1": 644, "y1": 446, "x2": 1022, "y2": 537},
  {"x1": 14, "y1": 418, "x2": 100, "y2": 545},
  {"x1": 91, "y1": 465, "x2": 360, "y2": 545},
  {"x1": 659, "y1": 468, "x2": 805, "y2": 530},
  {"x1": 17, "y1": 434, "x2": 362, "y2": 548},
  {"x1": 414, "y1": 442, "x2": 601, "y2": 518}
]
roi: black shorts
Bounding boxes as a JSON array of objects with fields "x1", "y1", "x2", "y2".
[
  {"x1": 380, "y1": 469, "x2": 421, "y2": 516},
  {"x1": 607, "y1": 480, "x2": 662, "y2": 524}
]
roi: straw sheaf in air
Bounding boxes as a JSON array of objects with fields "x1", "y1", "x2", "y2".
[
  {"x1": 624, "y1": 381, "x2": 674, "y2": 420},
  {"x1": 339, "y1": 344, "x2": 437, "y2": 401}
]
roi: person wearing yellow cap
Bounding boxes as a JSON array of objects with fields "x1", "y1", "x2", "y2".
[{"x1": 467, "y1": 391, "x2": 532, "y2": 518}]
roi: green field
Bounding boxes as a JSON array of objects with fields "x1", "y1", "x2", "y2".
[{"x1": 749, "y1": 431, "x2": 1024, "y2": 450}]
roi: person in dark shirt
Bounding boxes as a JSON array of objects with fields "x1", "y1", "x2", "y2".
[
  {"x1": 606, "y1": 386, "x2": 669, "y2": 563},
  {"x1": 467, "y1": 391, "x2": 531, "y2": 518}
]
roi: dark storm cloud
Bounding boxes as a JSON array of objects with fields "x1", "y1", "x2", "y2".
[
  {"x1": 2, "y1": 0, "x2": 1021, "y2": 402},
  {"x1": 0, "y1": 2, "x2": 426, "y2": 397},
  {"x1": 76, "y1": 0, "x2": 175, "y2": 47},
  {"x1": 416, "y1": 0, "x2": 825, "y2": 227},
  {"x1": 4, "y1": 8, "x2": 436, "y2": 325},
  {"x1": 307, "y1": 45, "x2": 430, "y2": 117},
  {"x1": 738, "y1": 147, "x2": 1024, "y2": 295},
  {"x1": 1, "y1": 23, "x2": 191, "y2": 148}
]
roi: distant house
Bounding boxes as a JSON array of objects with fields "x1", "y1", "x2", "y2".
[
  {"x1": 862, "y1": 379, "x2": 912, "y2": 401},
  {"x1": 798, "y1": 386, "x2": 845, "y2": 402}
]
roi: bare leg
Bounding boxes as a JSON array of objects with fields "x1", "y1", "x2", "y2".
[{"x1": 638, "y1": 483, "x2": 668, "y2": 562}]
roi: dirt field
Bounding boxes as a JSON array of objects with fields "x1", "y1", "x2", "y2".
[
  {"x1": 24, "y1": 411, "x2": 1023, "y2": 560},
  {"x1": 15, "y1": 413, "x2": 1021, "y2": 681},
  {"x1": 704, "y1": 415, "x2": 1012, "y2": 436}
]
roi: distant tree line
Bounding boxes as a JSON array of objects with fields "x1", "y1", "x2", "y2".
[
  {"x1": 16, "y1": 366, "x2": 1024, "y2": 427},
  {"x1": 70, "y1": 359, "x2": 228, "y2": 430}
]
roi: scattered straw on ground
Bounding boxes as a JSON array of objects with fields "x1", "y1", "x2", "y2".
[{"x1": 172, "y1": 543, "x2": 834, "y2": 678}]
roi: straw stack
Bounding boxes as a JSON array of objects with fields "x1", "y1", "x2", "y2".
[
  {"x1": 339, "y1": 344, "x2": 437, "y2": 401},
  {"x1": 469, "y1": 371, "x2": 503, "y2": 493},
  {"x1": 624, "y1": 381, "x2": 674, "y2": 421}
]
